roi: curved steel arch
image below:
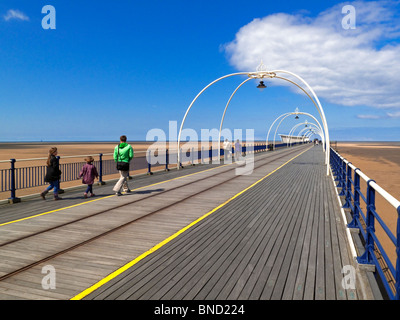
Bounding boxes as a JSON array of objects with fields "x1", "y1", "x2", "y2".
[
  {"x1": 217, "y1": 77, "x2": 253, "y2": 157},
  {"x1": 287, "y1": 122, "x2": 323, "y2": 147},
  {"x1": 269, "y1": 112, "x2": 325, "y2": 152},
  {"x1": 177, "y1": 68, "x2": 330, "y2": 175},
  {"x1": 219, "y1": 79, "x2": 327, "y2": 156},
  {"x1": 296, "y1": 125, "x2": 321, "y2": 143},
  {"x1": 272, "y1": 69, "x2": 330, "y2": 173},
  {"x1": 303, "y1": 128, "x2": 324, "y2": 143},
  {"x1": 289, "y1": 122, "x2": 320, "y2": 139},
  {"x1": 302, "y1": 128, "x2": 320, "y2": 138}
]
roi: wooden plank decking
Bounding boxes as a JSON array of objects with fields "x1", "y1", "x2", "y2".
[
  {"x1": 0, "y1": 145, "x2": 378, "y2": 300},
  {"x1": 84, "y1": 147, "x2": 361, "y2": 300}
]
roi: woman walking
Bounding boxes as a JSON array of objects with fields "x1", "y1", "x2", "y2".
[{"x1": 40, "y1": 147, "x2": 62, "y2": 200}]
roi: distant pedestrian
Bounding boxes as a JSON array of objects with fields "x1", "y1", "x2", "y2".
[
  {"x1": 223, "y1": 139, "x2": 231, "y2": 162},
  {"x1": 113, "y1": 135, "x2": 134, "y2": 196},
  {"x1": 234, "y1": 139, "x2": 242, "y2": 161},
  {"x1": 79, "y1": 156, "x2": 99, "y2": 198},
  {"x1": 40, "y1": 147, "x2": 62, "y2": 200}
]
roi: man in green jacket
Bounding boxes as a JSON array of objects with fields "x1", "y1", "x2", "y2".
[{"x1": 113, "y1": 135, "x2": 134, "y2": 195}]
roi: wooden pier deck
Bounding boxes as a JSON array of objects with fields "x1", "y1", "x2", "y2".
[{"x1": 0, "y1": 145, "x2": 379, "y2": 300}]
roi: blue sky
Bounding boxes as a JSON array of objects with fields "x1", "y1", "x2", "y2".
[{"x1": 1, "y1": 0, "x2": 400, "y2": 142}]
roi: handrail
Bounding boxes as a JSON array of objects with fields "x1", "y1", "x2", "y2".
[
  {"x1": 0, "y1": 151, "x2": 147, "y2": 163},
  {"x1": 3, "y1": 143, "x2": 309, "y2": 203},
  {"x1": 332, "y1": 150, "x2": 400, "y2": 209},
  {"x1": 330, "y1": 147, "x2": 400, "y2": 300}
]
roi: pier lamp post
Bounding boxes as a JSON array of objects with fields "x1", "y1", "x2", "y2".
[
  {"x1": 294, "y1": 107, "x2": 300, "y2": 119},
  {"x1": 256, "y1": 80, "x2": 267, "y2": 91},
  {"x1": 177, "y1": 61, "x2": 331, "y2": 175}
]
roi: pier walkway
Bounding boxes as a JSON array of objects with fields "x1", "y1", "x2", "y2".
[{"x1": 0, "y1": 145, "x2": 380, "y2": 300}]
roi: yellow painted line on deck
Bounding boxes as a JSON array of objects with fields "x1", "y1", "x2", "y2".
[
  {"x1": 0, "y1": 162, "x2": 232, "y2": 227},
  {"x1": 0, "y1": 195, "x2": 115, "y2": 227},
  {"x1": 71, "y1": 146, "x2": 311, "y2": 300}
]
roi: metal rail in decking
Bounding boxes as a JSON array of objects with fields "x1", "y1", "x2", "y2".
[
  {"x1": 0, "y1": 145, "x2": 383, "y2": 300},
  {"x1": 81, "y1": 146, "x2": 370, "y2": 300},
  {"x1": 0, "y1": 145, "x2": 314, "y2": 299}
]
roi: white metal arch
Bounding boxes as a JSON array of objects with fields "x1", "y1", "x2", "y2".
[
  {"x1": 306, "y1": 128, "x2": 322, "y2": 138},
  {"x1": 304, "y1": 128, "x2": 324, "y2": 143},
  {"x1": 287, "y1": 122, "x2": 324, "y2": 147},
  {"x1": 177, "y1": 67, "x2": 330, "y2": 175},
  {"x1": 306, "y1": 127, "x2": 323, "y2": 137},
  {"x1": 296, "y1": 125, "x2": 321, "y2": 143},
  {"x1": 218, "y1": 77, "x2": 253, "y2": 157},
  {"x1": 269, "y1": 112, "x2": 325, "y2": 152},
  {"x1": 304, "y1": 131, "x2": 322, "y2": 143},
  {"x1": 302, "y1": 128, "x2": 319, "y2": 138},
  {"x1": 289, "y1": 122, "x2": 320, "y2": 140},
  {"x1": 273, "y1": 70, "x2": 330, "y2": 173},
  {"x1": 303, "y1": 131, "x2": 313, "y2": 141}
]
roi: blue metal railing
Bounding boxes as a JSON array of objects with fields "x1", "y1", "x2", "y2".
[
  {"x1": 1, "y1": 142, "x2": 306, "y2": 202},
  {"x1": 330, "y1": 147, "x2": 400, "y2": 300}
]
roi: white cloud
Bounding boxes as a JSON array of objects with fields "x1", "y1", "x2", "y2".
[
  {"x1": 224, "y1": 1, "x2": 400, "y2": 111},
  {"x1": 3, "y1": 9, "x2": 29, "y2": 22},
  {"x1": 357, "y1": 110, "x2": 400, "y2": 118},
  {"x1": 357, "y1": 114, "x2": 382, "y2": 119},
  {"x1": 387, "y1": 111, "x2": 400, "y2": 118}
]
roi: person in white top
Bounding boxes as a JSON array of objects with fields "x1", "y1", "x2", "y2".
[{"x1": 223, "y1": 139, "x2": 232, "y2": 163}]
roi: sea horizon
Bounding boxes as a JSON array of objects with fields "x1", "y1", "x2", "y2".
[{"x1": 1, "y1": 140, "x2": 400, "y2": 143}]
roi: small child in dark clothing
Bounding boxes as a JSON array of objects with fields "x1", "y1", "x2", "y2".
[{"x1": 79, "y1": 156, "x2": 99, "y2": 198}]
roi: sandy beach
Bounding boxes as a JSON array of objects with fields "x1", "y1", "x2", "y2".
[
  {"x1": 0, "y1": 141, "x2": 245, "y2": 200},
  {"x1": 1, "y1": 141, "x2": 399, "y2": 266},
  {"x1": 0, "y1": 140, "x2": 399, "y2": 287},
  {"x1": 0, "y1": 141, "x2": 151, "y2": 162},
  {"x1": 0, "y1": 142, "x2": 159, "y2": 201},
  {"x1": 335, "y1": 142, "x2": 400, "y2": 201},
  {"x1": 335, "y1": 142, "x2": 400, "y2": 268}
]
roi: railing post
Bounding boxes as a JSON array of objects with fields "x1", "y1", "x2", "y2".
[
  {"x1": 348, "y1": 169, "x2": 360, "y2": 229},
  {"x1": 179, "y1": 148, "x2": 183, "y2": 168},
  {"x1": 339, "y1": 159, "x2": 346, "y2": 191},
  {"x1": 332, "y1": 151, "x2": 340, "y2": 181},
  {"x1": 8, "y1": 159, "x2": 21, "y2": 204},
  {"x1": 338, "y1": 159, "x2": 346, "y2": 196},
  {"x1": 395, "y1": 205, "x2": 400, "y2": 300},
  {"x1": 98, "y1": 153, "x2": 105, "y2": 185},
  {"x1": 191, "y1": 147, "x2": 195, "y2": 166},
  {"x1": 330, "y1": 149, "x2": 335, "y2": 173},
  {"x1": 209, "y1": 146, "x2": 212, "y2": 163},
  {"x1": 357, "y1": 179, "x2": 376, "y2": 265},
  {"x1": 335, "y1": 153, "x2": 341, "y2": 177},
  {"x1": 147, "y1": 150, "x2": 153, "y2": 175},
  {"x1": 56, "y1": 156, "x2": 64, "y2": 194},
  {"x1": 343, "y1": 163, "x2": 352, "y2": 208},
  {"x1": 165, "y1": 149, "x2": 170, "y2": 171}
]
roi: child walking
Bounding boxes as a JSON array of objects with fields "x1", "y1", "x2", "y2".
[
  {"x1": 41, "y1": 147, "x2": 62, "y2": 200},
  {"x1": 79, "y1": 156, "x2": 99, "y2": 198}
]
